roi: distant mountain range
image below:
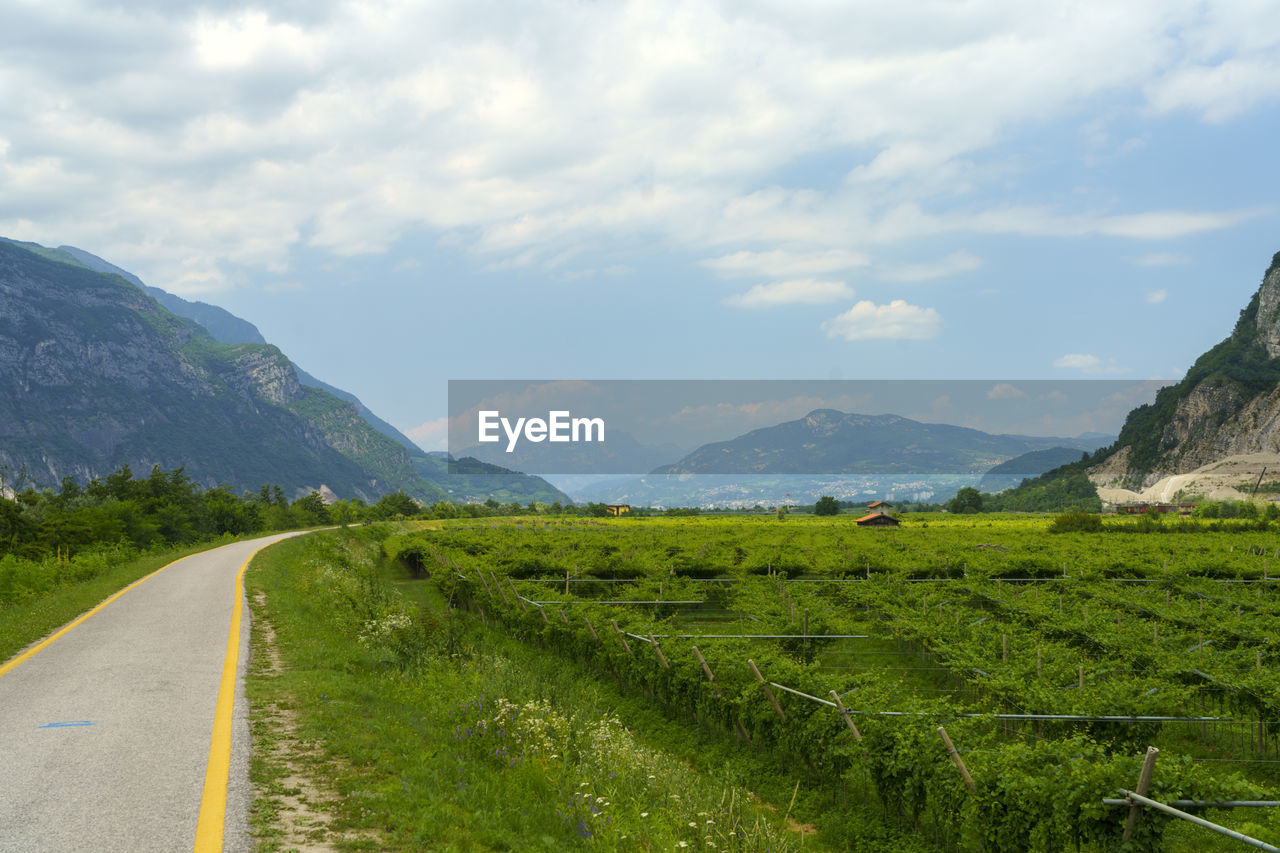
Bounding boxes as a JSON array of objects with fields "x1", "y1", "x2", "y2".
[
  {"x1": 556, "y1": 410, "x2": 1110, "y2": 507},
  {"x1": 653, "y1": 409, "x2": 1101, "y2": 475},
  {"x1": 0, "y1": 238, "x2": 568, "y2": 505}
]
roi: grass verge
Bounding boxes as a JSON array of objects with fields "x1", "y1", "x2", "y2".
[{"x1": 0, "y1": 537, "x2": 252, "y2": 665}]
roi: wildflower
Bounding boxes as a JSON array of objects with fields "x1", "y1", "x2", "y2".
[{"x1": 640, "y1": 812, "x2": 649, "y2": 818}]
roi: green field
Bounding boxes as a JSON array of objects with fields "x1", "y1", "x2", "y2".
[{"x1": 379, "y1": 513, "x2": 1280, "y2": 851}]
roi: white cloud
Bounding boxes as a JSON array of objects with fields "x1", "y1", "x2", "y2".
[
  {"x1": 879, "y1": 250, "x2": 982, "y2": 282},
  {"x1": 1053, "y1": 353, "x2": 1125, "y2": 374},
  {"x1": 1146, "y1": 289, "x2": 1168, "y2": 304},
  {"x1": 403, "y1": 416, "x2": 450, "y2": 452},
  {"x1": 986, "y1": 382, "x2": 1026, "y2": 400},
  {"x1": 725, "y1": 278, "x2": 853, "y2": 308},
  {"x1": 822, "y1": 300, "x2": 941, "y2": 341},
  {"x1": 0, "y1": 1, "x2": 1274, "y2": 294},
  {"x1": 701, "y1": 248, "x2": 869, "y2": 278}
]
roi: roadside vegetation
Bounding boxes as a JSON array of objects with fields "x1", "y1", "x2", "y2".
[{"x1": 245, "y1": 525, "x2": 887, "y2": 851}]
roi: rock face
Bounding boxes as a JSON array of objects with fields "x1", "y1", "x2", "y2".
[
  {"x1": 0, "y1": 239, "x2": 405, "y2": 499},
  {"x1": 1089, "y1": 252, "x2": 1280, "y2": 489},
  {"x1": 1257, "y1": 263, "x2": 1280, "y2": 358}
]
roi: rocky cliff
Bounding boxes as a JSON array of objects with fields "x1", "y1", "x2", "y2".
[
  {"x1": 0, "y1": 239, "x2": 416, "y2": 499},
  {"x1": 1089, "y1": 252, "x2": 1280, "y2": 489},
  {"x1": 0, "y1": 237, "x2": 571, "y2": 505}
]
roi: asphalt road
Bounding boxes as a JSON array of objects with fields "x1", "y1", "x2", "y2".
[{"x1": 0, "y1": 532, "x2": 302, "y2": 853}]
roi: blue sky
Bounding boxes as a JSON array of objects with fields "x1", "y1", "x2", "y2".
[{"x1": 2, "y1": 1, "x2": 1278, "y2": 450}]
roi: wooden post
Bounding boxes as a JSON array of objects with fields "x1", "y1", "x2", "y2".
[
  {"x1": 493, "y1": 572, "x2": 510, "y2": 606},
  {"x1": 803, "y1": 609, "x2": 810, "y2": 647},
  {"x1": 649, "y1": 634, "x2": 670, "y2": 669},
  {"x1": 1123, "y1": 746, "x2": 1159, "y2": 840},
  {"x1": 1036, "y1": 645, "x2": 1042, "y2": 678},
  {"x1": 509, "y1": 577, "x2": 527, "y2": 611},
  {"x1": 829, "y1": 690, "x2": 862, "y2": 740},
  {"x1": 1002, "y1": 634, "x2": 1008, "y2": 664},
  {"x1": 476, "y1": 571, "x2": 493, "y2": 597},
  {"x1": 691, "y1": 647, "x2": 720, "y2": 690},
  {"x1": 540, "y1": 605, "x2": 550, "y2": 623},
  {"x1": 1258, "y1": 649, "x2": 1263, "y2": 672},
  {"x1": 560, "y1": 609, "x2": 570, "y2": 625},
  {"x1": 693, "y1": 647, "x2": 750, "y2": 740},
  {"x1": 583, "y1": 615, "x2": 600, "y2": 643},
  {"x1": 938, "y1": 726, "x2": 976, "y2": 792},
  {"x1": 747, "y1": 659, "x2": 786, "y2": 720},
  {"x1": 1079, "y1": 666, "x2": 1084, "y2": 689},
  {"x1": 610, "y1": 619, "x2": 632, "y2": 654}
]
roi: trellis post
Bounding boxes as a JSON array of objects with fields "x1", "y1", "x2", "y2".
[
  {"x1": 1123, "y1": 746, "x2": 1159, "y2": 841},
  {"x1": 649, "y1": 634, "x2": 670, "y2": 668},
  {"x1": 748, "y1": 659, "x2": 786, "y2": 720},
  {"x1": 937, "y1": 726, "x2": 975, "y2": 792},
  {"x1": 829, "y1": 690, "x2": 862, "y2": 740},
  {"x1": 610, "y1": 619, "x2": 632, "y2": 654}
]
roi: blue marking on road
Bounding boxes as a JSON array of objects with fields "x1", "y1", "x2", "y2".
[{"x1": 38, "y1": 721, "x2": 94, "y2": 728}]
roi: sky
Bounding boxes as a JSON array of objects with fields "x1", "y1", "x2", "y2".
[{"x1": 2, "y1": 0, "x2": 1279, "y2": 451}]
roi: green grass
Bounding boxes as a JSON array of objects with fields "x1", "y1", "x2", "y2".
[
  {"x1": 246, "y1": 526, "x2": 928, "y2": 851},
  {"x1": 0, "y1": 537, "x2": 251, "y2": 664}
]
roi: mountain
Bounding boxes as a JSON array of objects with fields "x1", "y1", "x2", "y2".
[
  {"x1": 979, "y1": 446, "x2": 1091, "y2": 494},
  {"x1": 1087, "y1": 252, "x2": 1280, "y2": 490},
  {"x1": 652, "y1": 408, "x2": 1101, "y2": 476},
  {"x1": 992, "y1": 250, "x2": 1280, "y2": 509},
  {"x1": 0, "y1": 238, "x2": 568, "y2": 505},
  {"x1": 554, "y1": 412, "x2": 1105, "y2": 508},
  {"x1": 55, "y1": 245, "x2": 424, "y2": 456}
]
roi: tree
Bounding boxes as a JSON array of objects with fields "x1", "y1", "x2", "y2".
[
  {"x1": 292, "y1": 491, "x2": 331, "y2": 525},
  {"x1": 947, "y1": 487, "x2": 983, "y2": 514},
  {"x1": 372, "y1": 491, "x2": 419, "y2": 519},
  {"x1": 814, "y1": 495, "x2": 840, "y2": 516}
]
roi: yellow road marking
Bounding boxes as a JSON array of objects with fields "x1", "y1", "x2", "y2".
[
  {"x1": 0, "y1": 557, "x2": 186, "y2": 679},
  {"x1": 193, "y1": 545, "x2": 265, "y2": 853}
]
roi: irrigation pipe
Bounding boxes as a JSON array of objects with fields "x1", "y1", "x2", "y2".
[{"x1": 1114, "y1": 790, "x2": 1280, "y2": 851}]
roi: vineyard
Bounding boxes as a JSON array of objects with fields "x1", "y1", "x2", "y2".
[{"x1": 394, "y1": 514, "x2": 1280, "y2": 851}]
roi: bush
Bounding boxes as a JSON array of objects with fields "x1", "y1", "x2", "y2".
[{"x1": 1047, "y1": 511, "x2": 1102, "y2": 533}]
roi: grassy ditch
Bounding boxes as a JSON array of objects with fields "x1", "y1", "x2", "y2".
[{"x1": 245, "y1": 525, "x2": 920, "y2": 851}]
